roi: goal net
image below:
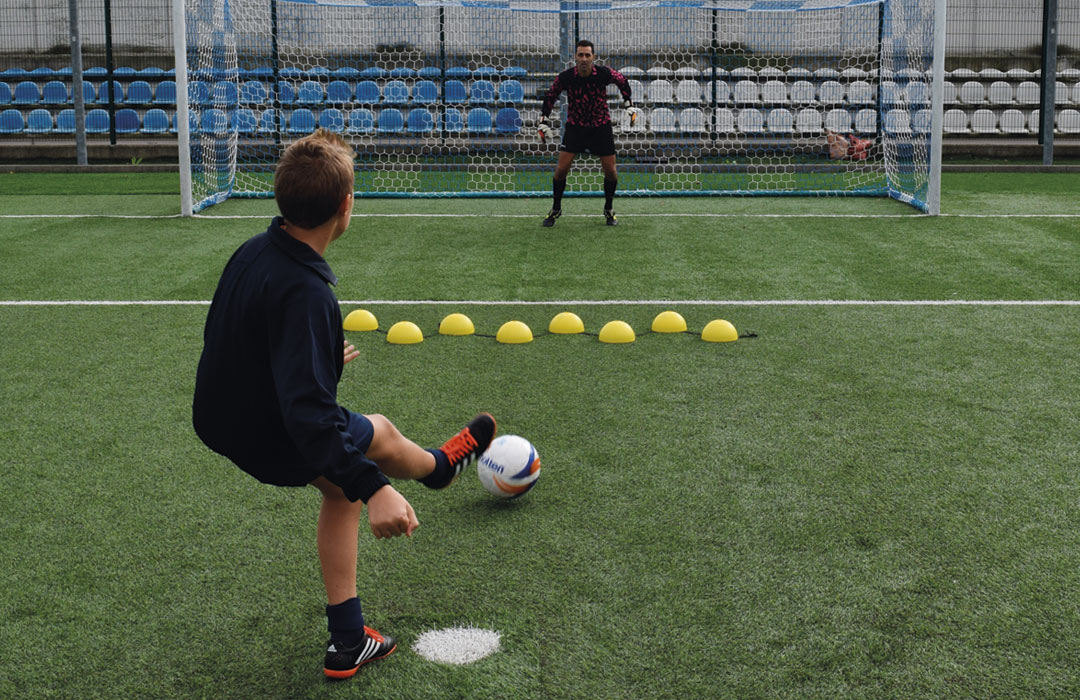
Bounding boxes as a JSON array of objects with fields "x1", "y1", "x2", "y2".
[{"x1": 178, "y1": 0, "x2": 944, "y2": 214}]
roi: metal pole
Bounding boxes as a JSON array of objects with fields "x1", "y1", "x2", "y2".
[
  {"x1": 68, "y1": 0, "x2": 87, "y2": 165},
  {"x1": 105, "y1": 0, "x2": 116, "y2": 145},
  {"x1": 927, "y1": 0, "x2": 947, "y2": 215},
  {"x1": 1039, "y1": 0, "x2": 1058, "y2": 165},
  {"x1": 173, "y1": 0, "x2": 193, "y2": 216}
]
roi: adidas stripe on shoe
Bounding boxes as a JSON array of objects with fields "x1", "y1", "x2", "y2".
[
  {"x1": 439, "y1": 413, "x2": 496, "y2": 485},
  {"x1": 324, "y1": 626, "x2": 397, "y2": 679}
]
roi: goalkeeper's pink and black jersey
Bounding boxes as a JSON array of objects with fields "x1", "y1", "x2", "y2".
[{"x1": 541, "y1": 65, "x2": 632, "y2": 127}]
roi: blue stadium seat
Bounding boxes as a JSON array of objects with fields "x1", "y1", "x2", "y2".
[
  {"x1": 326, "y1": 80, "x2": 352, "y2": 104},
  {"x1": 0, "y1": 68, "x2": 27, "y2": 80},
  {"x1": 347, "y1": 108, "x2": 375, "y2": 134},
  {"x1": 319, "y1": 107, "x2": 346, "y2": 132},
  {"x1": 258, "y1": 108, "x2": 284, "y2": 133},
  {"x1": 444, "y1": 80, "x2": 467, "y2": 103},
  {"x1": 296, "y1": 80, "x2": 324, "y2": 105},
  {"x1": 495, "y1": 107, "x2": 522, "y2": 134},
  {"x1": 188, "y1": 80, "x2": 210, "y2": 105},
  {"x1": 359, "y1": 67, "x2": 386, "y2": 79},
  {"x1": 126, "y1": 80, "x2": 153, "y2": 104},
  {"x1": 154, "y1": 80, "x2": 176, "y2": 104},
  {"x1": 503, "y1": 66, "x2": 527, "y2": 77},
  {"x1": 0, "y1": 108, "x2": 24, "y2": 133},
  {"x1": 13, "y1": 80, "x2": 40, "y2": 105},
  {"x1": 417, "y1": 67, "x2": 441, "y2": 79},
  {"x1": 142, "y1": 108, "x2": 171, "y2": 134},
  {"x1": 445, "y1": 66, "x2": 471, "y2": 79},
  {"x1": 84, "y1": 66, "x2": 107, "y2": 79},
  {"x1": 356, "y1": 80, "x2": 380, "y2": 104},
  {"x1": 382, "y1": 80, "x2": 409, "y2": 104},
  {"x1": 29, "y1": 66, "x2": 55, "y2": 78},
  {"x1": 41, "y1": 80, "x2": 68, "y2": 104},
  {"x1": 100, "y1": 80, "x2": 126, "y2": 104},
  {"x1": 115, "y1": 108, "x2": 140, "y2": 134},
  {"x1": 377, "y1": 108, "x2": 404, "y2": 133},
  {"x1": 442, "y1": 107, "x2": 464, "y2": 133},
  {"x1": 307, "y1": 66, "x2": 331, "y2": 80},
  {"x1": 171, "y1": 110, "x2": 199, "y2": 134},
  {"x1": 114, "y1": 66, "x2": 137, "y2": 79},
  {"x1": 499, "y1": 80, "x2": 524, "y2": 104},
  {"x1": 0, "y1": 82, "x2": 10, "y2": 104},
  {"x1": 241, "y1": 67, "x2": 273, "y2": 80},
  {"x1": 280, "y1": 68, "x2": 304, "y2": 80},
  {"x1": 406, "y1": 108, "x2": 434, "y2": 133},
  {"x1": 388, "y1": 67, "x2": 415, "y2": 78},
  {"x1": 55, "y1": 108, "x2": 75, "y2": 133},
  {"x1": 332, "y1": 67, "x2": 360, "y2": 80},
  {"x1": 276, "y1": 82, "x2": 296, "y2": 104},
  {"x1": 473, "y1": 66, "x2": 498, "y2": 79},
  {"x1": 413, "y1": 80, "x2": 438, "y2": 104},
  {"x1": 231, "y1": 108, "x2": 256, "y2": 134},
  {"x1": 137, "y1": 67, "x2": 165, "y2": 79},
  {"x1": 201, "y1": 108, "x2": 230, "y2": 135},
  {"x1": 288, "y1": 108, "x2": 317, "y2": 134},
  {"x1": 466, "y1": 107, "x2": 492, "y2": 133},
  {"x1": 239, "y1": 80, "x2": 267, "y2": 104},
  {"x1": 86, "y1": 108, "x2": 110, "y2": 133},
  {"x1": 26, "y1": 108, "x2": 52, "y2": 133},
  {"x1": 469, "y1": 80, "x2": 497, "y2": 104},
  {"x1": 212, "y1": 81, "x2": 238, "y2": 106}
]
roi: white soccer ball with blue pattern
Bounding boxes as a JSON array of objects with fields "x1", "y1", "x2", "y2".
[{"x1": 477, "y1": 435, "x2": 541, "y2": 499}]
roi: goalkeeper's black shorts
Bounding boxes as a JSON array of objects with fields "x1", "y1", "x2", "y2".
[{"x1": 560, "y1": 123, "x2": 616, "y2": 157}]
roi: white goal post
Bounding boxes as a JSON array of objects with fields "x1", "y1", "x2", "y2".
[{"x1": 175, "y1": 0, "x2": 945, "y2": 214}]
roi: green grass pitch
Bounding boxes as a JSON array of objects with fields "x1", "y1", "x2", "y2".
[{"x1": 1, "y1": 172, "x2": 1079, "y2": 699}]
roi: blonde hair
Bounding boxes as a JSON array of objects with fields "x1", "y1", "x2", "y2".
[{"x1": 274, "y1": 129, "x2": 355, "y2": 229}]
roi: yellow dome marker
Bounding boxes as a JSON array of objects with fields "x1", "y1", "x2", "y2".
[
  {"x1": 548, "y1": 311, "x2": 585, "y2": 334},
  {"x1": 386, "y1": 321, "x2": 424, "y2": 344},
  {"x1": 598, "y1": 320, "x2": 636, "y2": 344},
  {"x1": 438, "y1": 313, "x2": 475, "y2": 336},
  {"x1": 343, "y1": 309, "x2": 378, "y2": 331},
  {"x1": 701, "y1": 319, "x2": 738, "y2": 343},
  {"x1": 496, "y1": 320, "x2": 533, "y2": 344},
  {"x1": 651, "y1": 310, "x2": 687, "y2": 333}
]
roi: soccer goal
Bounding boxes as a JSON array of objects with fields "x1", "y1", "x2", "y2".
[{"x1": 175, "y1": 0, "x2": 945, "y2": 214}]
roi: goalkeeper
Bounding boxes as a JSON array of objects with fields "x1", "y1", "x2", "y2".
[{"x1": 537, "y1": 39, "x2": 641, "y2": 227}]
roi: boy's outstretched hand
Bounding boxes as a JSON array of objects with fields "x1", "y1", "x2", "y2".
[
  {"x1": 343, "y1": 339, "x2": 360, "y2": 365},
  {"x1": 367, "y1": 485, "x2": 419, "y2": 539}
]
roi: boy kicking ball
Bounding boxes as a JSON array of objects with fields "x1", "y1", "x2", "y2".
[{"x1": 192, "y1": 129, "x2": 496, "y2": 679}]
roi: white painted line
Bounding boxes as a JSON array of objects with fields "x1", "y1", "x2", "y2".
[
  {"x1": 3, "y1": 300, "x2": 1079, "y2": 307},
  {"x1": 1, "y1": 212, "x2": 1079, "y2": 220},
  {"x1": 413, "y1": 626, "x2": 501, "y2": 665}
]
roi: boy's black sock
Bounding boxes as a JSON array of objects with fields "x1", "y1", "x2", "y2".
[
  {"x1": 327, "y1": 597, "x2": 366, "y2": 646},
  {"x1": 604, "y1": 177, "x2": 617, "y2": 210},
  {"x1": 553, "y1": 177, "x2": 567, "y2": 210},
  {"x1": 418, "y1": 448, "x2": 453, "y2": 489}
]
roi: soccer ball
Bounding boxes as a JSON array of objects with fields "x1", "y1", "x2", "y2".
[{"x1": 477, "y1": 435, "x2": 541, "y2": 498}]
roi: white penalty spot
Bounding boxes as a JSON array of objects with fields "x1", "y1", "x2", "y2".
[{"x1": 412, "y1": 626, "x2": 501, "y2": 665}]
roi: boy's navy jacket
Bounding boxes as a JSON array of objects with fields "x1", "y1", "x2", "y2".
[{"x1": 193, "y1": 217, "x2": 389, "y2": 503}]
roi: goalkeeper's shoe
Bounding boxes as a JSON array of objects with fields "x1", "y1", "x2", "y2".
[
  {"x1": 324, "y1": 626, "x2": 397, "y2": 679},
  {"x1": 439, "y1": 413, "x2": 496, "y2": 485},
  {"x1": 542, "y1": 208, "x2": 561, "y2": 227},
  {"x1": 604, "y1": 209, "x2": 618, "y2": 226}
]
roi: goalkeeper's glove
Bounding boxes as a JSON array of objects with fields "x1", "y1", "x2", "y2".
[
  {"x1": 537, "y1": 116, "x2": 553, "y2": 143},
  {"x1": 624, "y1": 101, "x2": 644, "y2": 127}
]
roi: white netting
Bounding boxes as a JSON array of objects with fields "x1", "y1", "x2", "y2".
[{"x1": 182, "y1": 0, "x2": 940, "y2": 211}]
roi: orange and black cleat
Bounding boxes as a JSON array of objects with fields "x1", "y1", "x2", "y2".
[
  {"x1": 324, "y1": 626, "x2": 397, "y2": 679},
  {"x1": 439, "y1": 413, "x2": 497, "y2": 485}
]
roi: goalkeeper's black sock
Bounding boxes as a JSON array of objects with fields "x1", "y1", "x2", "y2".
[
  {"x1": 604, "y1": 177, "x2": 618, "y2": 210},
  {"x1": 552, "y1": 177, "x2": 566, "y2": 210},
  {"x1": 418, "y1": 448, "x2": 453, "y2": 489}
]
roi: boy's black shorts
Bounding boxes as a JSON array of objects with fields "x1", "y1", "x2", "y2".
[{"x1": 560, "y1": 123, "x2": 616, "y2": 157}]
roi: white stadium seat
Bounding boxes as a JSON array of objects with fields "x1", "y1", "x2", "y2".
[
  {"x1": 789, "y1": 80, "x2": 815, "y2": 105},
  {"x1": 854, "y1": 108, "x2": 876, "y2": 133},
  {"x1": 880, "y1": 80, "x2": 901, "y2": 106},
  {"x1": 814, "y1": 68, "x2": 840, "y2": 80},
  {"x1": 1055, "y1": 81, "x2": 1069, "y2": 106},
  {"x1": 948, "y1": 68, "x2": 978, "y2": 81},
  {"x1": 987, "y1": 81, "x2": 1013, "y2": 105},
  {"x1": 795, "y1": 107, "x2": 823, "y2": 133},
  {"x1": 998, "y1": 109, "x2": 1026, "y2": 134},
  {"x1": 1074, "y1": 83, "x2": 1080, "y2": 105},
  {"x1": 766, "y1": 107, "x2": 794, "y2": 133},
  {"x1": 675, "y1": 80, "x2": 702, "y2": 104},
  {"x1": 758, "y1": 66, "x2": 785, "y2": 79},
  {"x1": 678, "y1": 107, "x2": 706, "y2": 133},
  {"x1": 846, "y1": 80, "x2": 873, "y2": 105},
  {"x1": 979, "y1": 68, "x2": 1007, "y2": 81},
  {"x1": 1016, "y1": 81, "x2": 1039, "y2": 105},
  {"x1": 761, "y1": 80, "x2": 788, "y2": 104},
  {"x1": 818, "y1": 80, "x2": 844, "y2": 105},
  {"x1": 970, "y1": 109, "x2": 997, "y2": 134},
  {"x1": 646, "y1": 66, "x2": 673, "y2": 80},
  {"x1": 730, "y1": 67, "x2": 756, "y2": 79},
  {"x1": 618, "y1": 66, "x2": 644, "y2": 79},
  {"x1": 674, "y1": 67, "x2": 701, "y2": 80},
  {"x1": 649, "y1": 107, "x2": 677, "y2": 132},
  {"x1": 943, "y1": 108, "x2": 969, "y2": 133},
  {"x1": 714, "y1": 107, "x2": 736, "y2": 133},
  {"x1": 1028, "y1": 109, "x2": 1041, "y2": 134},
  {"x1": 628, "y1": 79, "x2": 646, "y2": 103},
  {"x1": 737, "y1": 108, "x2": 764, "y2": 133},
  {"x1": 884, "y1": 108, "x2": 911, "y2": 134},
  {"x1": 841, "y1": 67, "x2": 867, "y2": 80},
  {"x1": 733, "y1": 80, "x2": 759, "y2": 105},
  {"x1": 911, "y1": 108, "x2": 932, "y2": 134},
  {"x1": 648, "y1": 79, "x2": 674, "y2": 103},
  {"x1": 825, "y1": 108, "x2": 852, "y2": 133},
  {"x1": 904, "y1": 81, "x2": 929, "y2": 105},
  {"x1": 1059, "y1": 109, "x2": 1080, "y2": 134},
  {"x1": 943, "y1": 80, "x2": 958, "y2": 105},
  {"x1": 1006, "y1": 68, "x2": 1034, "y2": 81},
  {"x1": 958, "y1": 81, "x2": 985, "y2": 104},
  {"x1": 787, "y1": 67, "x2": 813, "y2": 80},
  {"x1": 711, "y1": 80, "x2": 732, "y2": 104}
]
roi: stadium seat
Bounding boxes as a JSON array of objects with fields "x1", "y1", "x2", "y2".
[
  {"x1": 154, "y1": 80, "x2": 176, "y2": 104},
  {"x1": 322, "y1": 80, "x2": 349, "y2": 104},
  {"x1": 711, "y1": 80, "x2": 731, "y2": 104},
  {"x1": 466, "y1": 107, "x2": 492, "y2": 133},
  {"x1": 958, "y1": 81, "x2": 985, "y2": 105},
  {"x1": 911, "y1": 108, "x2": 932, "y2": 134},
  {"x1": 1015, "y1": 81, "x2": 1039, "y2": 105},
  {"x1": 880, "y1": 80, "x2": 901, "y2": 106},
  {"x1": 359, "y1": 66, "x2": 386, "y2": 79},
  {"x1": 649, "y1": 107, "x2": 676, "y2": 133},
  {"x1": 1058, "y1": 109, "x2": 1080, "y2": 134},
  {"x1": 29, "y1": 66, "x2": 55, "y2": 78},
  {"x1": 942, "y1": 80, "x2": 957, "y2": 105},
  {"x1": 494, "y1": 107, "x2": 521, "y2": 134},
  {"x1": 736, "y1": 108, "x2": 763, "y2": 133},
  {"x1": 355, "y1": 80, "x2": 380, "y2": 104},
  {"x1": 733, "y1": 80, "x2": 758, "y2": 105},
  {"x1": 675, "y1": 67, "x2": 701, "y2": 80},
  {"x1": 171, "y1": 110, "x2": 199, "y2": 134},
  {"x1": 853, "y1": 108, "x2": 876, "y2": 133},
  {"x1": 13, "y1": 80, "x2": 40, "y2": 105},
  {"x1": 818, "y1": 80, "x2": 844, "y2": 106},
  {"x1": 380, "y1": 80, "x2": 408, "y2": 104},
  {"x1": 26, "y1": 108, "x2": 52, "y2": 134},
  {"x1": 884, "y1": 108, "x2": 911, "y2": 134},
  {"x1": 904, "y1": 81, "x2": 930, "y2": 105},
  {"x1": 825, "y1": 108, "x2": 852, "y2": 133},
  {"x1": 347, "y1": 108, "x2": 375, "y2": 134},
  {"x1": 412, "y1": 80, "x2": 438, "y2": 104},
  {"x1": 188, "y1": 80, "x2": 213, "y2": 106},
  {"x1": 627, "y1": 79, "x2": 645, "y2": 103},
  {"x1": 713, "y1": 107, "x2": 736, "y2": 132},
  {"x1": 841, "y1": 67, "x2": 868, "y2": 80},
  {"x1": 674, "y1": 80, "x2": 701, "y2": 104},
  {"x1": 942, "y1": 108, "x2": 969, "y2": 133},
  {"x1": 499, "y1": 80, "x2": 524, "y2": 104},
  {"x1": 759, "y1": 66, "x2": 785, "y2": 79},
  {"x1": 138, "y1": 107, "x2": 170, "y2": 134},
  {"x1": 54, "y1": 108, "x2": 75, "y2": 133},
  {"x1": 86, "y1": 108, "x2": 110, "y2": 133},
  {"x1": 213, "y1": 81, "x2": 238, "y2": 107},
  {"x1": 986, "y1": 81, "x2": 1013, "y2": 105},
  {"x1": 416, "y1": 66, "x2": 441, "y2": 79},
  {"x1": 406, "y1": 108, "x2": 434, "y2": 133},
  {"x1": 789, "y1": 80, "x2": 815, "y2": 105},
  {"x1": 1074, "y1": 83, "x2": 1080, "y2": 106},
  {"x1": 0, "y1": 82, "x2": 10, "y2": 104},
  {"x1": 795, "y1": 107, "x2": 823, "y2": 133},
  {"x1": 618, "y1": 66, "x2": 644, "y2": 79},
  {"x1": 331, "y1": 67, "x2": 360, "y2": 80},
  {"x1": 787, "y1": 67, "x2": 813, "y2": 80},
  {"x1": 846, "y1": 80, "x2": 873, "y2": 105},
  {"x1": 997, "y1": 108, "x2": 1025, "y2": 134},
  {"x1": 979, "y1": 68, "x2": 1006, "y2": 81},
  {"x1": 1054, "y1": 81, "x2": 1069, "y2": 106},
  {"x1": 970, "y1": 109, "x2": 997, "y2": 134},
  {"x1": 444, "y1": 80, "x2": 467, "y2": 103},
  {"x1": 1027, "y1": 109, "x2": 1042, "y2": 134},
  {"x1": 730, "y1": 67, "x2": 756, "y2": 79},
  {"x1": 285, "y1": 108, "x2": 314, "y2": 133},
  {"x1": 137, "y1": 66, "x2": 165, "y2": 79},
  {"x1": 766, "y1": 107, "x2": 794, "y2": 133},
  {"x1": 0, "y1": 108, "x2": 24, "y2": 132},
  {"x1": 442, "y1": 107, "x2": 465, "y2": 133},
  {"x1": 276, "y1": 82, "x2": 296, "y2": 104},
  {"x1": 84, "y1": 66, "x2": 107, "y2": 79},
  {"x1": 279, "y1": 67, "x2": 304, "y2": 80},
  {"x1": 388, "y1": 66, "x2": 416, "y2": 79},
  {"x1": 648, "y1": 79, "x2": 676, "y2": 104},
  {"x1": 814, "y1": 67, "x2": 840, "y2": 80},
  {"x1": 41, "y1": 80, "x2": 68, "y2": 105},
  {"x1": 199, "y1": 108, "x2": 228, "y2": 135},
  {"x1": 761, "y1": 80, "x2": 788, "y2": 104},
  {"x1": 239, "y1": 80, "x2": 267, "y2": 104},
  {"x1": 647, "y1": 66, "x2": 673, "y2": 80},
  {"x1": 469, "y1": 80, "x2": 497, "y2": 104},
  {"x1": 318, "y1": 107, "x2": 346, "y2": 132},
  {"x1": 296, "y1": 80, "x2": 324, "y2": 105},
  {"x1": 445, "y1": 66, "x2": 471, "y2": 79},
  {"x1": 112, "y1": 108, "x2": 139, "y2": 133},
  {"x1": 677, "y1": 107, "x2": 705, "y2": 133},
  {"x1": 257, "y1": 108, "x2": 282, "y2": 133},
  {"x1": 377, "y1": 108, "x2": 405, "y2": 133},
  {"x1": 122, "y1": 80, "x2": 151, "y2": 105},
  {"x1": 502, "y1": 66, "x2": 527, "y2": 78}
]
